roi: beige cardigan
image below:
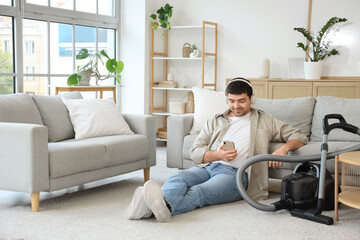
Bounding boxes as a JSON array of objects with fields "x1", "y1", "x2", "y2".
[{"x1": 190, "y1": 108, "x2": 308, "y2": 200}]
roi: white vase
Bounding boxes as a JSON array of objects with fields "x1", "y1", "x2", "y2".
[
  {"x1": 259, "y1": 58, "x2": 270, "y2": 78},
  {"x1": 77, "y1": 70, "x2": 91, "y2": 86},
  {"x1": 190, "y1": 49, "x2": 201, "y2": 58},
  {"x1": 304, "y1": 61, "x2": 323, "y2": 80}
]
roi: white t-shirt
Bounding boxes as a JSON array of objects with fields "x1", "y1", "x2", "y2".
[{"x1": 214, "y1": 112, "x2": 251, "y2": 168}]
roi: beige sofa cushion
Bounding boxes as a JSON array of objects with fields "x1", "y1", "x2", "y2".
[{"x1": 32, "y1": 92, "x2": 83, "y2": 142}]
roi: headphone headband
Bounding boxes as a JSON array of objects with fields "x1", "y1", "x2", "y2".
[
  {"x1": 226, "y1": 78, "x2": 253, "y2": 94},
  {"x1": 225, "y1": 77, "x2": 256, "y2": 104}
]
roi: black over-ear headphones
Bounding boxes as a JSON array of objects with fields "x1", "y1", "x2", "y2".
[{"x1": 225, "y1": 77, "x2": 257, "y2": 104}]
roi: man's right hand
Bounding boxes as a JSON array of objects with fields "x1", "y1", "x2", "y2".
[
  {"x1": 203, "y1": 144, "x2": 237, "y2": 163},
  {"x1": 218, "y1": 144, "x2": 237, "y2": 162}
]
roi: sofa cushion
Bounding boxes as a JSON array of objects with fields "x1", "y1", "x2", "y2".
[
  {"x1": 252, "y1": 97, "x2": 315, "y2": 137},
  {"x1": 48, "y1": 140, "x2": 107, "y2": 178},
  {"x1": 32, "y1": 92, "x2": 83, "y2": 142},
  {"x1": 75, "y1": 134, "x2": 149, "y2": 167},
  {"x1": 61, "y1": 98, "x2": 134, "y2": 140},
  {"x1": 0, "y1": 93, "x2": 43, "y2": 125},
  {"x1": 189, "y1": 87, "x2": 228, "y2": 135},
  {"x1": 310, "y1": 96, "x2": 360, "y2": 141}
]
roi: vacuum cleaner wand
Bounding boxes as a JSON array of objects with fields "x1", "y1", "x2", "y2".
[{"x1": 236, "y1": 114, "x2": 360, "y2": 225}]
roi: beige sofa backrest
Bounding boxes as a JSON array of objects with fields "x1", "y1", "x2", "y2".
[
  {"x1": 310, "y1": 96, "x2": 360, "y2": 142},
  {"x1": 252, "y1": 96, "x2": 316, "y2": 138},
  {"x1": 0, "y1": 93, "x2": 43, "y2": 125},
  {"x1": 0, "y1": 92, "x2": 83, "y2": 143}
]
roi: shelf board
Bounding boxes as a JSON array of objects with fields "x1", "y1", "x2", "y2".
[
  {"x1": 156, "y1": 25, "x2": 216, "y2": 30},
  {"x1": 156, "y1": 138, "x2": 168, "y2": 142},
  {"x1": 338, "y1": 190, "x2": 360, "y2": 209},
  {"x1": 152, "y1": 57, "x2": 202, "y2": 60},
  {"x1": 152, "y1": 87, "x2": 192, "y2": 91}
]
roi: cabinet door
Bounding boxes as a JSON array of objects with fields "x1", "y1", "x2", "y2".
[
  {"x1": 252, "y1": 81, "x2": 268, "y2": 98},
  {"x1": 313, "y1": 82, "x2": 360, "y2": 98},
  {"x1": 268, "y1": 82, "x2": 312, "y2": 99}
]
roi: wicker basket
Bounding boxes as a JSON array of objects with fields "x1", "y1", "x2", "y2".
[
  {"x1": 182, "y1": 43, "x2": 191, "y2": 58},
  {"x1": 158, "y1": 128, "x2": 167, "y2": 139}
]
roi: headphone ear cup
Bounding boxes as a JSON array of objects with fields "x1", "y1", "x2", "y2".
[
  {"x1": 251, "y1": 95, "x2": 257, "y2": 104},
  {"x1": 224, "y1": 96, "x2": 228, "y2": 104}
]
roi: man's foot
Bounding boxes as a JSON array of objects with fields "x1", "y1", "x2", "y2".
[
  {"x1": 144, "y1": 180, "x2": 171, "y2": 223},
  {"x1": 125, "y1": 186, "x2": 152, "y2": 220}
]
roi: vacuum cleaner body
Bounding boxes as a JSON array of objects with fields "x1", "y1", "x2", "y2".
[{"x1": 280, "y1": 163, "x2": 337, "y2": 211}]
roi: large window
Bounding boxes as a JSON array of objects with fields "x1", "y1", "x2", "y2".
[
  {"x1": 0, "y1": 16, "x2": 14, "y2": 94},
  {"x1": 0, "y1": 0, "x2": 119, "y2": 95}
]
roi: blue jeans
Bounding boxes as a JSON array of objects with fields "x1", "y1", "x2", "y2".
[{"x1": 161, "y1": 163, "x2": 248, "y2": 216}]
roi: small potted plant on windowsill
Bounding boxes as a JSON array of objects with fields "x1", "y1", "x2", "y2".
[
  {"x1": 294, "y1": 17, "x2": 347, "y2": 79},
  {"x1": 67, "y1": 48, "x2": 124, "y2": 86}
]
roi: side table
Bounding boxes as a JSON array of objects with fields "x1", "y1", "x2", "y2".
[
  {"x1": 55, "y1": 86, "x2": 117, "y2": 103},
  {"x1": 334, "y1": 151, "x2": 360, "y2": 221}
]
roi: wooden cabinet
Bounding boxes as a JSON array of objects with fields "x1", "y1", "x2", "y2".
[{"x1": 248, "y1": 77, "x2": 360, "y2": 99}]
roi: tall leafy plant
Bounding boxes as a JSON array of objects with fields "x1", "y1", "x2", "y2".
[
  {"x1": 294, "y1": 17, "x2": 347, "y2": 62},
  {"x1": 150, "y1": 3, "x2": 173, "y2": 35}
]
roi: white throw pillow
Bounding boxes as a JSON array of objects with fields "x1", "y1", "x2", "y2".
[
  {"x1": 189, "y1": 87, "x2": 228, "y2": 135},
  {"x1": 61, "y1": 97, "x2": 134, "y2": 139}
]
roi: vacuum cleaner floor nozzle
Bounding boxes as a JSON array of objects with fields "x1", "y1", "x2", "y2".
[{"x1": 290, "y1": 209, "x2": 334, "y2": 225}]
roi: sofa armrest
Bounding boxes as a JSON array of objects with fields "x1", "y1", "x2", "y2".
[
  {"x1": 0, "y1": 122, "x2": 49, "y2": 193},
  {"x1": 122, "y1": 114, "x2": 156, "y2": 168},
  {"x1": 167, "y1": 114, "x2": 194, "y2": 168}
]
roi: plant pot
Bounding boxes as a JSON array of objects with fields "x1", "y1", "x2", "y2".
[
  {"x1": 77, "y1": 70, "x2": 91, "y2": 86},
  {"x1": 304, "y1": 61, "x2": 323, "y2": 80}
]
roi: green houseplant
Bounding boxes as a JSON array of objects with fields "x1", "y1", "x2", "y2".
[
  {"x1": 67, "y1": 48, "x2": 124, "y2": 86},
  {"x1": 150, "y1": 3, "x2": 173, "y2": 36},
  {"x1": 294, "y1": 17, "x2": 347, "y2": 79},
  {"x1": 294, "y1": 17, "x2": 348, "y2": 62}
]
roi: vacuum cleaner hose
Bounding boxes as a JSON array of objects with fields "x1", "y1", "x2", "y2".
[{"x1": 236, "y1": 144, "x2": 360, "y2": 212}]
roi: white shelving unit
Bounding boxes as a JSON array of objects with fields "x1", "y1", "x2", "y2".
[{"x1": 151, "y1": 21, "x2": 218, "y2": 141}]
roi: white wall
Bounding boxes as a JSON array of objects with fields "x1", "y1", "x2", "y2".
[
  {"x1": 121, "y1": 0, "x2": 360, "y2": 113},
  {"x1": 120, "y1": 0, "x2": 147, "y2": 114}
]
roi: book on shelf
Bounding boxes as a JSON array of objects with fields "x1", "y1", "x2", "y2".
[{"x1": 156, "y1": 80, "x2": 178, "y2": 88}]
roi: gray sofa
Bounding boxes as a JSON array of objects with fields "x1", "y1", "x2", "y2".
[
  {"x1": 0, "y1": 93, "x2": 156, "y2": 211},
  {"x1": 167, "y1": 96, "x2": 360, "y2": 190}
]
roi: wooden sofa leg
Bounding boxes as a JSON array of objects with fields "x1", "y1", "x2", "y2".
[
  {"x1": 144, "y1": 168, "x2": 150, "y2": 182},
  {"x1": 31, "y1": 192, "x2": 40, "y2": 212}
]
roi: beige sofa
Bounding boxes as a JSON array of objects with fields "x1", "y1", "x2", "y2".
[
  {"x1": 0, "y1": 93, "x2": 156, "y2": 211},
  {"x1": 166, "y1": 96, "x2": 360, "y2": 184}
]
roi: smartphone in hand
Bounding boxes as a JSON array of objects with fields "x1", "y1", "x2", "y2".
[{"x1": 223, "y1": 141, "x2": 235, "y2": 151}]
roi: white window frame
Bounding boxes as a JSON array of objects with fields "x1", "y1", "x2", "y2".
[
  {"x1": 3, "y1": 40, "x2": 10, "y2": 52},
  {"x1": 0, "y1": 0, "x2": 120, "y2": 94},
  {"x1": 24, "y1": 40, "x2": 34, "y2": 55},
  {"x1": 25, "y1": 65, "x2": 34, "y2": 80}
]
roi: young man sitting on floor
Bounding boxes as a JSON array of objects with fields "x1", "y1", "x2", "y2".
[{"x1": 126, "y1": 77, "x2": 307, "y2": 222}]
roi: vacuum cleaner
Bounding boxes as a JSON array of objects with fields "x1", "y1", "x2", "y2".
[{"x1": 236, "y1": 114, "x2": 360, "y2": 225}]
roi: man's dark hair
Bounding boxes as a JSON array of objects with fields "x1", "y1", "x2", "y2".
[{"x1": 225, "y1": 77, "x2": 253, "y2": 99}]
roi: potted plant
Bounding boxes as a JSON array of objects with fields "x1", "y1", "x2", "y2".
[
  {"x1": 67, "y1": 48, "x2": 124, "y2": 86},
  {"x1": 150, "y1": 3, "x2": 173, "y2": 37},
  {"x1": 294, "y1": 17, "x2": 347, "y2": 79}
]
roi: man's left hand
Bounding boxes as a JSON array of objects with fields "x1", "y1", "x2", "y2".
[{"x1": 269, "y1": 147, "x2": 288, "y2": 169}]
